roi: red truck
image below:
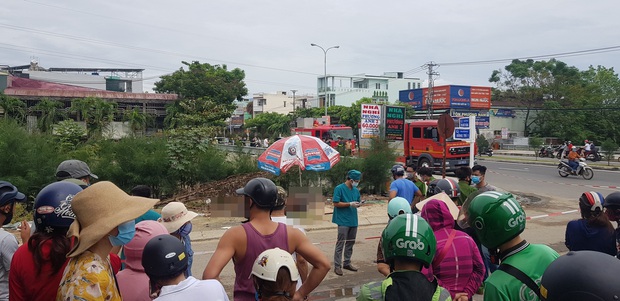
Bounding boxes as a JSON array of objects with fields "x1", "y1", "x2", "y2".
[
  {"x1": 401, "y1": 119, "x2": 474, "y2": 171},
  {"x1": 292, "y1": 119, "x2": 356, "y2": 150}
]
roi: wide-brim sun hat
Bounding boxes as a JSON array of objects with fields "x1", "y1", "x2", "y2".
[
  {"x1": 159, "y1": 202, "x2": 199, "y2": 233},
  {"x1": 67, "y1": 181, "x2": 158, "y2": 257}
]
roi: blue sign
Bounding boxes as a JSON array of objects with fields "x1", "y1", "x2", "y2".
[
  {"x1": 449, "y1": 86, "x2": 472, "y2": 109},
  {"x1": 454, "y1": 129, "x2": 470, "y2": 140},
  {"x1": 459, "y1": 118, "x2": 469, "y2": 128},
  {"x1": 398, "y1": 89, "x2": 423, "y2": 110}
]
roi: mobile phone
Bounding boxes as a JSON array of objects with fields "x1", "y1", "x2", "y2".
[{"x1": 360, "y1": 200, "x2": 366, "y2": 204}]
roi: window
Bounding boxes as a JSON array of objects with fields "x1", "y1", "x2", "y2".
[
  {"x1": 386, "y1": 83, "x2": 388, "y2": 89},
  {"x1": 283, "y1": 101, "x2": 286, "y2": 107},
  {"x1": 423, "y1": 127, "x2": 438, "y2": 140},
  {"x1": 376, "y1": 83, "x2": 381, "y2": 89},
  {"x1": 417, "y1": 83, "x2": 421, "y2": 89},
  {"x1": 408, "y1": 82, "x2": 411, "y2": 89},
  {"x1": 412, "y1": 127, "x2": 422, "y2": 138}
]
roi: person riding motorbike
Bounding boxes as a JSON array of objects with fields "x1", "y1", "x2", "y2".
[{"x1": 567, "y1": 146, "x2": 581, "y2": 174}]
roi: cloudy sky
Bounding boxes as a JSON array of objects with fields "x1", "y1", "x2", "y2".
[{"x1": 2, "y1": 0, "x2": 619, "y2": 98}]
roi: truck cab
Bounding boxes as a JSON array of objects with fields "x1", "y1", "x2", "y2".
[
  {"x1": 404, "y1": 120, "x2": 473, "y2": 171},
  {"x1": 293, "y1": 124, "x2": 356, "y2": 150}
]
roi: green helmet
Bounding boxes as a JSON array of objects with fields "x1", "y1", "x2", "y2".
[
  {"x1": 387, "y1": 197, "x2": 412, "y2": 219},
  {"x1": 467, "y1": 191, "x2": 526, "y2": 249},
  {"x1": 381, "y1": 214, "x2": 436, "y2": 267}
]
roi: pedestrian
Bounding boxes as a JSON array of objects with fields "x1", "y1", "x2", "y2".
[
  {"x1": 203, "y1": 177, "x2": 330, "y2": 301},
  {"x1": 0, "y1": 181, "x2": 26, "y2": 301},
  {"x1": 406, "y1": 166, "x2": 427, "y2": 196},
  {"x1": 467, "y1": 191, "x2": 559, "y2": 301},
  {"x1": 454, "y1": 167, "x2": 477, "y2": 206},
  {"x1": 131, "y1": 185, "x2": 162, "y2": 223},
  {"x1": 417, "y1": 167, "x2": 436, "y2": 186},
  {"x1": 376, "y1": 197, "x2": 412, "y2": 277},
  {"x1": 159, "y1": 202, "x2": 198, "y2": 277},
  {"x1": 57, "y1": 181, "x2": 158, "y2": 301},
  {"x1": 345, "y1": 139, "x2": 352, "y2": 156},
  {"x1": 426, "y1": 178, "x2": 460, "y2": 201},
  {"x1": 564, "y1": 191, "x2": 616, "y2": 255},
  {"x1": 55, "y1": 159, "x2": 98, "y2": 188},
  {"x1": 271, "y1": 186, "x2": 308, "y2": 290},
  {"x1": 142, "y1": 234, "x2": 228, "y2": 300},
  {"x1": 9, "y1": 182, "x2": 78, "y2": 301},
  {"x1": 251, "y1": 248, "x2": 300, "y2": 301},
  {"x1": 116, "y1": 221, "x2": 169, "y2": 301},
  {"x1": 471, "y1": 165, "x2": 496, "y2": 192},
  {"x1": 539, "y1": 250, "x2": 620, "y2": 301},
  {"x1": 332, "y1": 170, "x2": 363, "y2": 276},
  {"x1": 358, "y1": 214, "x2": 452, "y2": 301},
  {"x1": 263, "y1": 137, "x2": 269, "y2": 148},
  {"x1": 389, "y1": 164, "x2": 423, "y2": 207},
  {"x1": 420, "y1": 199, "x2": 485, "y2": 300},
  {"x1": 604, "y1": 191, "x2": 620, "y2": 258}
]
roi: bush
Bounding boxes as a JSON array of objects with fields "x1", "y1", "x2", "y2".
[
  {"x1": 361, "y1": 137, "x2": 396, "y2": 195},
  {"x1": 601, "y1": 138, "x2": 618, "y2": 166}
]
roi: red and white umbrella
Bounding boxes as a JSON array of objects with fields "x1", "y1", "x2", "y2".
[{"x1": 258, "y1": 134, "x2": 340, "y2": 176}]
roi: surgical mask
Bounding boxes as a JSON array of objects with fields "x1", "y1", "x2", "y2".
[
  {"x1": 109, "y1": 220, "x2": 136, "y2": 246},
  {"x1": 2, "y1": 210, "x2": 13, "y2": 225},
  {"x1": 405, "y1": 172, "x2": 413, "y2": 180},
  {"x1": 176, "y1": 222, "x2": 193, "y2": 236},
  {"x1": 471, "y1": 176, "x2": 481, "y2": 185},
  {"x1": 352, "y1": 181, "x2": 359, "y2": 188}
]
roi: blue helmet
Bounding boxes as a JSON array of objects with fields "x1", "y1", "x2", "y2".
[{"x1": 34, "y1": 182, "x2": 82, "y2": 233}]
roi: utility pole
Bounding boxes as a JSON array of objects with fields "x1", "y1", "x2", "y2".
[
  {"x1": 311, "y1": 43, "x2": 340, "y2": 116},
  {"x1": 291, "y1": 89, "x2": 297, "y2": 111},
  {"x1": 426, "y1": 62, "x2": 439, "y2": 119}
]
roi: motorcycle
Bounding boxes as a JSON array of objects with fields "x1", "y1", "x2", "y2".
[
  {"x1": 539, "y1": 145, "x2": 554, "y2": 158},
  {"x1": 481, "y1": 147, "x2": 493, "y2": 157},
  {"x1": 557, "y1": 158, "x2": 594, "y2": 180},
  {"x1": 555, "y1": 144, "x2": 567, "y2": 159},
  {"x1": 585, "y1": 150, "x2": 604, "y2": 162}
]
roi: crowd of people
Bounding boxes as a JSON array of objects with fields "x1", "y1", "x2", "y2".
[{"x1": 0, "y1": 159, "x2": 619, "y2": 300}]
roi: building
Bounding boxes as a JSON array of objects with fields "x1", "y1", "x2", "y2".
[
  {"x1": 251, "y1": 91, "x2": 314, "y2": 116},
  {"x1": 318, "y1": 72, "x2": 422, "y2": 107}
]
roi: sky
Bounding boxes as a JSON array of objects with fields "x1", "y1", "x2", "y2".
[{"x1": 2, "y1": 0, "x2": 620, "y2": 98}]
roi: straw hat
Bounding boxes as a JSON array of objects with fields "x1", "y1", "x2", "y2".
[
  {"x1": 67, "y1": 181, "x2": 158, "y2": 257},
  {"x1": 159, "y1": 202, "x2": 198, "y2": 233}
]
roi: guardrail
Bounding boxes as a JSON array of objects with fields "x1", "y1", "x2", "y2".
[{"x1": 213, "y1": 144, "x2": 266, "y2": 155}]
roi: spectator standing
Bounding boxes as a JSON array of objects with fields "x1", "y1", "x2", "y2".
[
  {"x1": 471, "y1": 165, "x2": 497, "y2": 192},
  {"x1": 263, "y1": 137, "x2": 269, "y2": 148},
  {"x1": 389, "y1": 164, "x2": 423, "y2": 207},
  {"x1": 406, "y1": 166, "x2": 427, "y2": 196},
  {"x1": 345, "y1": 139, "x2": 352, "y2": 156},
  {"x1": 55, "y1": 159, "x2": 98, "y2": 188},
  {"x1": 467, "y1": 191, "x2": 559, "y2": 301},
  {"x1": 421, "y1": 199, "x2": 485, "y2": 300},
  {"x1": 117, "y1": 221, "x2": 169, "y2": 301},
  {"x1": 454, "y1": 167, "x2": 478, "y2": 206},
  {"x1": 203, "y1": 177, "x2": 329, "y2": 301},
  {"x1": 564, "y1": 191, "x2": 616, "y2": 255},
  {"x1": 9, "y1": 182, "x2": 76, "y2": 301},
  {"x1": 251, "y1": 248, "x2": 300, "y2": 301},
  {"x1": 417, "y1": 167, "x2": 436, "y2": 186},
  {"x1": 0, "y1": 181, "x2": 26, "y2": 301},
  {"x1": 57, "y1": 181, "x2": 157, "y2": 301},
  {"x1": 376, "y1": 197, "x2": 411, "y2": 277},
  {"x1": 159, "y1": 202, "x2": 198, "y2": 277},
  {"x1": 604, "y1": 191, "x2": 620, "y2": 258},
  {"x1": 142, "y1": 234, "x2": 228, "y2": 300},
  {"x1": 332, "y1": 170, "x2": 363, "y2": 276}
]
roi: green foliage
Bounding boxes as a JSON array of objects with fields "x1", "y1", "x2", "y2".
[
  {"x1": 32, "y1": 98, "x2": 66, "y2": 133},
  {"x1": 601, "y1": 139, "x2": 618, "y2": 166},
  {"x1": 361, "y1": 137, "x2": 396, "y2": 194},
  {"x1": 529, "y1": 136, "x2": 543, "y2": 159},
  {"x1": 54, "y1": 120, "x2": 86, "y2": 152},
  {"x1": 320, "y1": 157, "x2": 363, "y2": 194},
  {"x1": 123, "y1": 108, "x2": 153, "y2": 136},
  {"x1": 0, "y1": 93, "x2": 26, "y2": 123},
  {"x1": 476, "y1": 134, "x2": 489, "y2": 155},
  {"x1": 164, "y1": 98, "x2": 235, "y2": 129},
  {"x1": 70, "y1": 97, "x2": 117, "y2": 139},
  {"x1": 244, "y1": 112, "x2": 292, "y2": 138},
  {"x1": 154, "y1": 61, "x2": 247, "y2": 104}
]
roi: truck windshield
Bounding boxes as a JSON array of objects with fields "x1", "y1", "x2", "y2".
[{"x1": 330, "y1": 129, "x2": 355, "y2": 140}]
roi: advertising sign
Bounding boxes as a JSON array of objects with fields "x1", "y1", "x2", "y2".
[
  {"x1": 361, "y1": 104, "x2": 381, "y2": 139},
  {"x1": 399, "y1": 85, "x2": 491, "y2": 110},
  {"x1": 385, "y1": 106, "x2": 406, "y2": 141}
]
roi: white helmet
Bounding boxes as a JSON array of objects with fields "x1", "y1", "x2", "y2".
[
  {"x1": 251, "y1": 248, "x2": 300, "y2": 282},
  {"x1": 571, "y1": 146, "x2": 577, "y2": 151}
]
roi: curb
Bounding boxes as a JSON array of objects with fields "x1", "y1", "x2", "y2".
[{"x1": 481, "y1": 157, "x2": 620, "y2": 171}]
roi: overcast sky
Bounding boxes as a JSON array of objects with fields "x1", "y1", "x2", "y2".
[{"x1": 2, "y1": 0, "x2": 619, "y2": 98}]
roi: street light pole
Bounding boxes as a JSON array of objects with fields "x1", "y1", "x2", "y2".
[
  {"x1": 311, "y1": 43, "x2": 339, "y2": 117},
  {"x1": 291, "y1": 89, "x2": 297, "y2": 111}
]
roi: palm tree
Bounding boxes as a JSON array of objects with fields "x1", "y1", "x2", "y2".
[
  {"x1": 0, "y1": 94, "x2": 26, "y2": 122},
  {"x1": 32, "y1": 98, "x2": 66, "y2": 133},
  {"x1": 88, "y1": 99, "x2": 117, "y2": 138},
  {"x1": 124, "y1": 108, "x2": 152, "y2": 136}
]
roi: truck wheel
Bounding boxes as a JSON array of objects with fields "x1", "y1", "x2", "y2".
[{"x1": 418, "y1": 158, "x2": 431, "y2": 169}]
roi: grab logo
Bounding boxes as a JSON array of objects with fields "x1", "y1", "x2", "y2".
[
  {"x1": 395, "y1": 238, "x2": 425, "y2": 250},
  {"x1": 508, "y1": 214, "x2": 525, "y2": 228}
]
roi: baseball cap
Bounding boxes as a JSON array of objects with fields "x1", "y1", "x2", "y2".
[{"x1": 56, "y1": 160, "x2": 98, "y2": 180}]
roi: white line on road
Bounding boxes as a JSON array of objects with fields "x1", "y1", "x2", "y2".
[{"x1": 498, "y1": 167, "x2": 529, "y2": 172}]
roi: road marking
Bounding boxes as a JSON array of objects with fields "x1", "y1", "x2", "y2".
[
  {"x1": 498, "y1": 167, "x2": 529, "y2": 172},
  {"x1": 490, "y1": 170, "x2": 620, "y2": 191},
  {"x1": 527, "y1": 210, "x2": 578, "y2": 220}
]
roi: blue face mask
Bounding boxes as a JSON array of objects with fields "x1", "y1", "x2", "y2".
[
  {"x1": 109, "y1": 220, "x2": 136, "y2": 246},
  {"x1": 176, "y1": 222, "x2": 193, "y2": 237},
  {"x1": 471, "y1": 176, "x2": 481, "y2": 185}
]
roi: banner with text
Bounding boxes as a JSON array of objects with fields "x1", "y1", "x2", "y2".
[
  {"x1": 361, "y1": 104, "x2": 381, "y2": 138},
  {"x1": 385, "y1": 106, "x2": 405, "y2": 140}
]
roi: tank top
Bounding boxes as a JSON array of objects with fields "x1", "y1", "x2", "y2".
[{"x1": 234, "y1": 222, "x2": 289, "y2": 301}]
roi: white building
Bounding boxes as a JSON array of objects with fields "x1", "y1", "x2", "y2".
[
  {"x1": 318, "y1": 72, "x2": 422, "y2": 107},
  {"x1": 252, "y1": 91, "x2": 315, "y2": 116}
]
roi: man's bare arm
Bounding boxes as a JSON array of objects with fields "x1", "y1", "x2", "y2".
[
  {"x1": 296, "y1": 254, "x2": 309, "y2": 284},
  {"x1": 290, "y1": 228, "x2": 330, "y2": 301},
  {"x1": 202, "y1": 227, "x2": 240, "y2": 280}
]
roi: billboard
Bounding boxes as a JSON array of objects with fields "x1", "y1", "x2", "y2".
[
  {"x1": 399, "y1": 85, "x2": 491, "y2": 110},
  {"x1": 361, "y1": 104, "x2": 381, "y2": 139},
  {"x1": 385, "y1": 106, "x2": 405, "y2": 141}
]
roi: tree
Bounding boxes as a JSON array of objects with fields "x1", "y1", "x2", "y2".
[
  {"x1": 244, "y1": 112, "x2": 292, "y2": 138},
  {"x1": 154, "y1": 61, "x2": 247, "y2": 105},
  {"x1": 31, "y1": 98, "x2": 66, "y2": 133},
  {"x1": 70, "y1": 97, "x2": 117, "y2": 139},
  {"x1": 0, "y1": 93, "x2": 26, "y2": 123},
  {"x1": 529, "y1": 136, "x2": 543, "y2": 160},
  {"x1": 123, "y1": 108, "x2": 152, "y2": 136},
  {"x1": 54, "y1": 120, "x2": 86, "y2": 151},
  {"x1": 601, "y1": 138, "x2": 618, "y2": 166},
  {"x1": 163, "y1": 98, "x2": 234, "y2": 129}
]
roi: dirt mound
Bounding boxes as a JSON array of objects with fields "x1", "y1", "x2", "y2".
[{"x1": 159, "y1": 171, "x2": 273, "y2": 212}]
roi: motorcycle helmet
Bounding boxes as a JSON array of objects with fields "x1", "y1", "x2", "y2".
[
  {"x1": 0, "y1": 181, "x2": 26, "y2": 207},
  {"x1": 540, "y1": 251, "x2": 620, "y2": 301},
  {"x1": 387, "y1": 197, "x2": 412, "y2": 219},
  {"x1": 382, "y1": 214, "x2": 436, "y2": 267},
  {"x1": 34, "y1": 181, "x2": 82, "y2": 233},
  {"x1": 578, "y1": 191, "x2": 604, "y2": 212},
  {"x1": 390, "y1": 164, "x2": 405, "y2": 177},
  {"x1": 467, "y1": 191, "x2": 526, "y2": 249},
  {"x1": 427, "y1": 178, "x2": 460, "y2": 198},
  {"x1": 604, "y1": 192, "x2": 620, "y2": 209},
  {"x1": 236, "y1": 178, "x2": 278, "y2": 209},
  {"x1": 142, "y1": 234, "x2": 188, "y2": 278},
  {"x1": 251, "y1": 247, "x2": 300, "y2": 282}
]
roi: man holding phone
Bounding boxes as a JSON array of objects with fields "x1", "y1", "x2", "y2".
[{"x1": 332, "y1": 170, "x2": 363, "y2": 276}]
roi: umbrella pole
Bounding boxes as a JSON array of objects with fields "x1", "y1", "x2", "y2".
[{"x1": 299, "y1": 167, "x2": 302, "y2": 186}]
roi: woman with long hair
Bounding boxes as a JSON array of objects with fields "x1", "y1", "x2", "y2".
[
  {"x1": 252, "y1": 248, "x2": 300, "y2": 301},
  {"x1": 9, "y1": 182, "x2": 82, "y2": 301},
  {"x1": 565, "y1": 191, "x2": 616, "y2": 255}
]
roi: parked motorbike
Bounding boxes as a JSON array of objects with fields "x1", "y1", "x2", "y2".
[
  {"x1": 481, "y1": 147, "x2": 493, "y2": 157},
  {"x1": 557, "y1": 158, "x2": 594, "y2": 180},
  {"x1": 555, "y1": 144, "x2": 567, "y2": 159},
  {"x1": 539, "y1": 145, "x2": 554, "y2": 158}
]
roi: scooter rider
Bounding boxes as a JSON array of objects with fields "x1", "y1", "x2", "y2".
[{"x1": 567, "y1": 146, "x2": 581, "y2": 174}]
